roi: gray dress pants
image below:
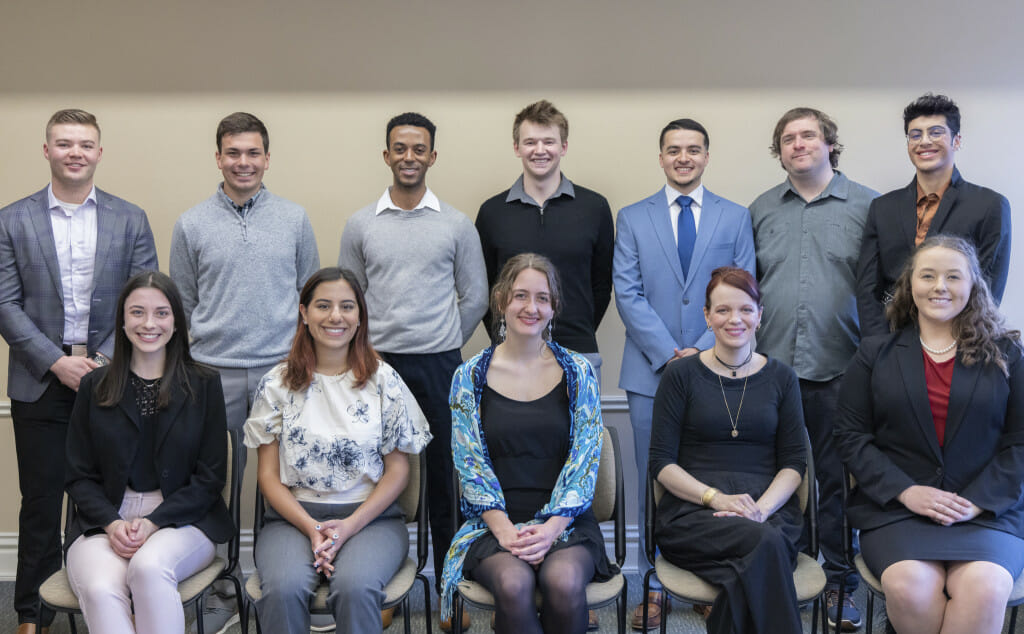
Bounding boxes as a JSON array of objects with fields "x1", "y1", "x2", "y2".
[{"x1": 254, "y1": 500, "x2": 407, "y2": 634}]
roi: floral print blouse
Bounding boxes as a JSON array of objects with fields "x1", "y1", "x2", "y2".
[{"x1": 243, "y1": 361, "x2": 432, "y2": 504}]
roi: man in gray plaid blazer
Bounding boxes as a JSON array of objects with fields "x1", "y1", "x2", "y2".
[{"x1": 0, "y1": 109, "x2": 157, "y2": 634}]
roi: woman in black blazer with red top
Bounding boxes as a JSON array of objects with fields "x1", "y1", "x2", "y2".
[
  {"x1": 64, "y1": 271, "x2": 232, "y2": 634},
  {"x1": 837, "y1": 235, "x2": 1024, "y2": 634}
]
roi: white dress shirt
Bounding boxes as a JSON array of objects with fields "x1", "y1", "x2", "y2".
[
  {"x1": 48, "y1": 185, "x2": 98, "y2": 345},
  {"x1": 664, "y1": 184, "x2": 705, "y2": 244}
]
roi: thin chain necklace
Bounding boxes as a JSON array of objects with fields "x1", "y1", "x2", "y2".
[
  {"x1": 717, "y1": 372, "x2": 748, "y2": 438},
  {"x1": 714, "y1": 348, "x2": 753, "y2": 377},
  {"x1": 919, "y1": 337, "x2": 957, "y2": 355}
]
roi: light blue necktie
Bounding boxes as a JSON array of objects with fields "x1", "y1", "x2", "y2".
[{"x1": 676, "y1": 195, "x2": 696, "y2": 279}]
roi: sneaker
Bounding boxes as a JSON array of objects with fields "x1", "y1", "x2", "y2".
[
  {"x1": 311, "y1": 613, "x2": 337, "y2": 631},
  {"x1": 826, "y1": 589, "x2": 863, "y2": 631},
  {"x1": 188, "y1": 606, "x2": 239, "y2": 634}
]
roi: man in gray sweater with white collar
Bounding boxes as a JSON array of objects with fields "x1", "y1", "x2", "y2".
[
  {"x1": 339, "y1": 112, "x2": 487, "y2": 618},
  {"x1": 170, "y1": 112, "x2": 319, "y2": 634}
]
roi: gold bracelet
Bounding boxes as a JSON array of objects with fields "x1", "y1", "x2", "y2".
[{"x1": 701, "y1": 487, "x2": 719, "y2": 507}]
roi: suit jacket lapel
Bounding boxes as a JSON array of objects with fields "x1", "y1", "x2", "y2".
[
  {"x1": 154, "y1": 383, "x2": 187, "y2": 454},
  {"x1": 117, "y1": 379, "x2": 143, "y2": 431},
  {"x1": 93, "y1": 189, "x2": 115, "y2": 287},
  {"x1": 895, "y1": 329, "x2": 944, "y2": 463},
  {"x1": 28, "y1": 190, "x2": 63, "y2": 298},
  {"x1": 898, "y1": 179, "x2": 919, "y2": 249},
  {"x1": 646, "y1": 195, "x2": 686, "y2": 288},
  {"x1": 928, "y1": 168, "x2": 961, "y2": 237},
  {"x1": 942, "y1": 356, "x2": 980, "y2": 449},
  {"x1": 686, "y1": 192, "x2": 722, "y2": 292}
]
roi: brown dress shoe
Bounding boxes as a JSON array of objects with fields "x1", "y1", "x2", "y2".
[
  {"x1": 382, "y1": 606, "x2": 395, "y2": 628},
  {"x1": 631, "y1": 591, "x2": 671, "y2": 631},
  {"x1": 439, "y1": 610, "x2": 472, "y2": 632},
  {"x1": 693, "y1": 604, "x2": 713, "y2": 620},
  {"x1": 16, "y1": 625, "x2": 48, "y2": 634},
  {"x1": 587, "y1": 608, "x2": 600, "y2": 630}
]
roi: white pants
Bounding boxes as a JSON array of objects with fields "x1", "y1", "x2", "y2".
[{"x1": 66, "y1": 489, "x2": 216, "y2": 634}]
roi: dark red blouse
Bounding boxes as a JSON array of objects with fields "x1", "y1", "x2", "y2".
[{"x1": 923, "y1": 351, "x2": 956, "y2": 446}]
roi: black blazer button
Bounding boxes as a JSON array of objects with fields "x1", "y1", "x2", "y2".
[
  {"x1": 935, "y1": 467, "x2": 943, "y2": 476},
  {"x1": 162, "y1": 469, "x2": 170, "y2": 478}
]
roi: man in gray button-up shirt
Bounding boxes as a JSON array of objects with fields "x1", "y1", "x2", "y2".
[{"x1": 749, "y1": 107, "x2": 878, "y2": 632}]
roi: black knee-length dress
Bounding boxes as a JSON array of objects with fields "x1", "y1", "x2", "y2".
[{"x1": 463, "y1": 377, "x2": 613, "y2": 581}]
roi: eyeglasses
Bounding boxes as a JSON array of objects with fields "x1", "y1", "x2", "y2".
[{"x1": 906, "y1": 126, "x2": 950, "y2": 144}]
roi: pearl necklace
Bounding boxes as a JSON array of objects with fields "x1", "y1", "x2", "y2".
[{"x1": 919, "y1": 337, "x2": 957, "y2": 355}]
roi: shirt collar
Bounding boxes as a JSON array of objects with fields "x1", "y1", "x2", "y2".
[
  {"x1": 375, "y1": 187, "x2": 441, "y2": 214},
  {"x1": 47, "y1": 184, "x2": 98, "y2": 213},
  {"x1": 217, "y1": 183, "x2": 265, "y2": 215},
  {"x1": 505, "y1": 173, "x2": 576, "y2": 206},
  {"x1": 664, "y1": 183, "x2": 704, "y2": 208},
  {"x1": 781, "y1": 170, "x2": 850, "y2": 203}
]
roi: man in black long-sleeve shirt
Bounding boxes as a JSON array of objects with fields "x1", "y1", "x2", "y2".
[{"x1": 476, "y1": 100, "x2": 614, "y2": 380}]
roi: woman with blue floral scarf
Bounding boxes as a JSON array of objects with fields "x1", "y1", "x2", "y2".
[{"x1": 441, "y1": 253, "x2": 613, "y2": 634}]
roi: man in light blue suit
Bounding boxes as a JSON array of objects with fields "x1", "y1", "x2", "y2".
[{"x1": 613, "y1": 118, "x2": 754, "y2": 630}]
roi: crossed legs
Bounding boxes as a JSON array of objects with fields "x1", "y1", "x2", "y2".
[{"x1": 881, "y1": 560, "x2": 1013, "y2": 634}]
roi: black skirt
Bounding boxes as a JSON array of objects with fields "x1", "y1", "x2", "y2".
[{"x1": 861, "y1": 518, "x2": 1024, "y2": 579}]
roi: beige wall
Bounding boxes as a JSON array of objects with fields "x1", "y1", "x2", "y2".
[{"x1": 1, "y1": 1, "x2": 1022, "y2": 536}]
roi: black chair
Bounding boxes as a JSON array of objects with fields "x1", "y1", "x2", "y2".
[{"x1": 242, "y1": 450, "x2": 432, "y2": 634}]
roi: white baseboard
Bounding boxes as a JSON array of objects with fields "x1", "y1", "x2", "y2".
[{"x1": 0, "y1": 524, "x2": 644, "y2": 582}]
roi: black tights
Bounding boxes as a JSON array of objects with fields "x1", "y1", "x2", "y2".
[{"x1": 472, "y1": 545, "x2": 595, "y2": 634}]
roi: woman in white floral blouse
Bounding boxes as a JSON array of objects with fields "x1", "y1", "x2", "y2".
[{"x1": 243, "y1": 267, "x2": 432, "y2": 634}]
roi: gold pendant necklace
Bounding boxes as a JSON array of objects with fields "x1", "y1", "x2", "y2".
[{"x1": 717, "y1": 372, "x2": 748, "y2": 438}]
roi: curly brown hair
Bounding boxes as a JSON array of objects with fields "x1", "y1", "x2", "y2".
[{"x1": 886, "y1": 235, "x2": 1020, "y2": 375}]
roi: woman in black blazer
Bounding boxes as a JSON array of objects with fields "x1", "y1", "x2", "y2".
[
  {"x1": 64, "y1": 271, "x2": 232, "y2": 634},
  {"x1": 837, "y1": 235, "x2": 1024, "y2": 634}
]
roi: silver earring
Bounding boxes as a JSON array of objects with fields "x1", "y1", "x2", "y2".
[
  {"x1": 498, "y1": 317, "x2": 507, "y2": 342},
  {"x1": 707, "y1": 323, "x2": 712, "y2": 330},
  {"x1": 544, "y1": 320, "x2": 553, "y2": 341}
]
